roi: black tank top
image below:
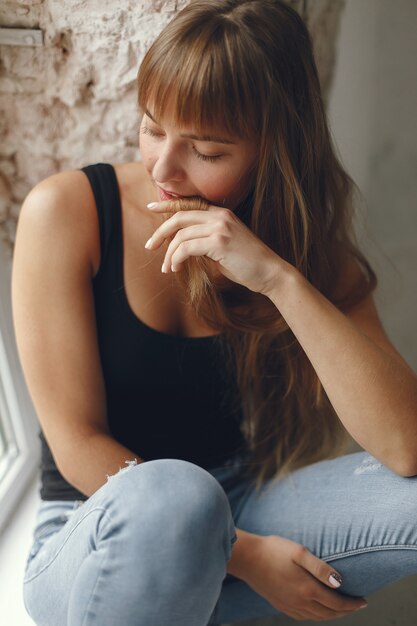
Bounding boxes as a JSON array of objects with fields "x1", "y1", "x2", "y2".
[{"x1": 39, "y1": 163, "x2": 247, "y2": 500}]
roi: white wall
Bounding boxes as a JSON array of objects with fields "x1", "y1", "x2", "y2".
[
  {"x1": 0, "y1": 475, "x2": 39, "y2": 626},
  {"x1": 250, "y1": 3, "x2": 417, "y2": 624},
  {"x1": 328, "y1": 0, "x2": 417, "y2": 372}
]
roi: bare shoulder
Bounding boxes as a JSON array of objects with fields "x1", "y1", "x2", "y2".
[
  {"x1": 17, "y1": 168, "x2": 100, "y2": 276},
  {"x1": 16, "y1": 161, "x2": 155, "y2": 276},
  {"x1": 23, "y1": 168, "x2": 95, "y2": 215}
]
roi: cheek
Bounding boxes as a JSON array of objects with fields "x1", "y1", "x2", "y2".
[
  {"x1": 203, "y1": 171, "x2": 250, "y2": 206},
  {"x1": 202, "y1": 168, "x2": 237, "y2": 193},
  {"x1": 199, "y1": 180, "x2": 234, "y2": 205},
  {"x1": 139, "y1": 137, "x2": 156, "y2": 168}
]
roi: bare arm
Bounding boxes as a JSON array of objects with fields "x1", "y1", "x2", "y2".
[
  {"x1": 12, "y1": 172, "x2": 144, "y2": 497},
  {"x1": 263, "y1": 257, "x2": 417, "y2": 476},
  {"x1": 227, "y1": 256, "x2": 417, "y2": 589},
  {"x1": 145, "y1": 198, "x2": 417, "y2": 474}
]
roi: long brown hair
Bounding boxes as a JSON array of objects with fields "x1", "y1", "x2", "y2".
[{"x1": 137, "y1": 0, "x2": 377, "y2": 491}]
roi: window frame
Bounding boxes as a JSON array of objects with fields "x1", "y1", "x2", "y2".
[{"x1": 0, "y1": 241, "x2": 40, "y2": 536}]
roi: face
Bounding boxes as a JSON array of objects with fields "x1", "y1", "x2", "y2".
[{"x1": 139, "y1": 100, "x2": 259, "y2": 209}]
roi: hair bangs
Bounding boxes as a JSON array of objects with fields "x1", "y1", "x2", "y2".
[
  {"x1": 134, "y1": 0, "x2": 378, "y2": 488},
  {"x1": 137, "y1": 20, "x2": 258, "y2": 140}
]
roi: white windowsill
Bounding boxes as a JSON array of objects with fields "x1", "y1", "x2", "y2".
[
  {"x1": 0, "y1": 472, "x2": 39, "y2": 625},
  {"x1": 0, "y1": 241, "x2": 41, "y2": 536}
]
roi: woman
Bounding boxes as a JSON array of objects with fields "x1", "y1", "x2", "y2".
[{"x1": 13, "y1": 1, "x2": 417, "y2": 624}]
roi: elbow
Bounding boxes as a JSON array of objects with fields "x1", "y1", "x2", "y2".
[
  {"x1": 396, "y1": 433, "x2": 417, "y2": 476},
  {"x1": 372, "y1": 439, "x2": 417, "y2": 477},
  {"x1": 395, "y1": 462, "x2": 417, "y2": 478},
  {"x1": 382, "y1": 423, "x2": 417, "y2": 477},
  {"x1": 388, "y1": 453, "x2": 417, "y2": 478}
]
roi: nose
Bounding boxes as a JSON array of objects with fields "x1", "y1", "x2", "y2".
[{"x1": 152, "y1": 140, "x2": 185, "y2": 185}]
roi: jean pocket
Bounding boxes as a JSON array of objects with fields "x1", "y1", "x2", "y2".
[
  {"x1": 24, "y1": 535, "x2": 51, "y2": 576},
  {"x1": 25, "y1": 538, "x2": 42, "y2": 566},
  {"x1": 33, "y1": 515, "x2": 69, "y2": 542},
  {"x1": 24, "y1": 516, "x2": 69, "y2": 583}
]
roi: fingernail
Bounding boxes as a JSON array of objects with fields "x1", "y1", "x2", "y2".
[
  {"x1": 147, "y1": 202, "x2": 158, "y2": 209},
  {"x1": 144, "y1": 238, "x2": 152, "y2": 249},
  {"x1": 171, "y1": 264, "x2": 176, "y2": 272},
  {"x1": 161, "y1": 263, "x2": 167, "y2": 273},
  {"x1": 329, "y1": 572, "x2": 343, "y2": 588},
  {"x1": 359, "y1": 604, "x2": 368, "y2": 609}
]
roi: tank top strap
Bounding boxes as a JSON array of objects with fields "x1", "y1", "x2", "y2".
[{"x1": 80, "y1": 162, "x2": 122, "y2": 276}]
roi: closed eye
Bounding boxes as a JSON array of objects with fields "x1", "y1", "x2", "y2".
[
  {"x1": 140, "y1": 126, "x2": 163, "y2": 138},
  {"x1": 141, "y1": 125, "x2": 223, "y2": 162},
  {"x1": 191, "y1": 147, "x2": 222, "y2": 162}
]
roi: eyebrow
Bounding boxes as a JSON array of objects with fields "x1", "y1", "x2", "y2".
[{"x1": 145, "y1": 109, "x2": 236, "y2": 145}]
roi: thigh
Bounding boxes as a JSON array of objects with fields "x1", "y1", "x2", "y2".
[
  {"x1": 25, "y1": 459, "x2": 239, "y2": 626},
  {"x1": 211, "y1": 451, "x2": 417, "y2": 625},
  {"x1": 23, "y1": 497, "x2": 108, "y2": 624}
]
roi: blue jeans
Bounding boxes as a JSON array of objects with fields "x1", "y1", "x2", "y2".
[{"x1": 23, "y1": 451, "x2": 417, "y2": 625}]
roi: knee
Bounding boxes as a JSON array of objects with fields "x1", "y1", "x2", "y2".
[
  {"x1": 363, "y1": 471, "x2": 417, "y2": 549},
  {"x1": 102, "y1": 458, "x2": 233, "y2": 536},
  {"x1": 390, "y1": 474, "x2": 417, "y2": 540}
]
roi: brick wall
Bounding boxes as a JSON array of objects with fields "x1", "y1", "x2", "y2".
[{"x1": 0, "y1": 0, "x2": 344, "y2": 252}]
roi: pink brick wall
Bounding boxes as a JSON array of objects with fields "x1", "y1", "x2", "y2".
[{"x1": 0, "y1": 0, "x2": 343, "y2": 252}]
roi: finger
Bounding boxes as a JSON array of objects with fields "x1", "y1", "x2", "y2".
[
  {"x1": 285, "y1": 605, "x2": 344, "y2": 622},
  {"x1": 146, "y1": 213, "x2": 212, "y2": 249},
  {"x1": 277, "y1": 606, "x2": 312, "y2": 622},
  {"x1": 163, "y1": 224, "x2": 213, "y2": 268},
  {"x1": 293, "y1": 548, "x2": 367, "y2": 610},
  {"x1": 286, "y1": 593, "x2": 359, "y2": 622},
  {"x1": 147, "y1": 200, "x2": 177, "y2": 213},
  {"x1": 276, "y1": 600, "x2": 356, "y2": 622},
  {"x1": 315, "y1": 585, "x2": 367, "y2": 612},
  {"x1": 170, "y1": 237, "x2": 213, "y2": 271},
  {"x1": 147, "y1": 197, "x2": 210, "y2": 213},
  {"x1": 293, "y1": 546, "x2": 345, "y2": 590},
  {"x1": 310, "y1": 599, "x2": 366, "y2": 620},
  {"x1": 304, "y1": 578, "x2": 367, "y2": 612},
  {"x1": 285, "y1": 609, "x2": 308, "y2": 621}
]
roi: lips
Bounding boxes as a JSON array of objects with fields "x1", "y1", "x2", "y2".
[
  {"x1": 156, "y1": 185, "x2": 209, "y2": 205},
  {"x1": 157, "y1": 186, "x2": 184, "y2": 201}
]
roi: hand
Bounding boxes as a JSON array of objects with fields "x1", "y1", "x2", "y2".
[
  {"x1": 239, "y1": 534, "x2": 367, "y2": 621},
  {"x1": 144, "y1": 200, "x2": 281, "y2": 296}
]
